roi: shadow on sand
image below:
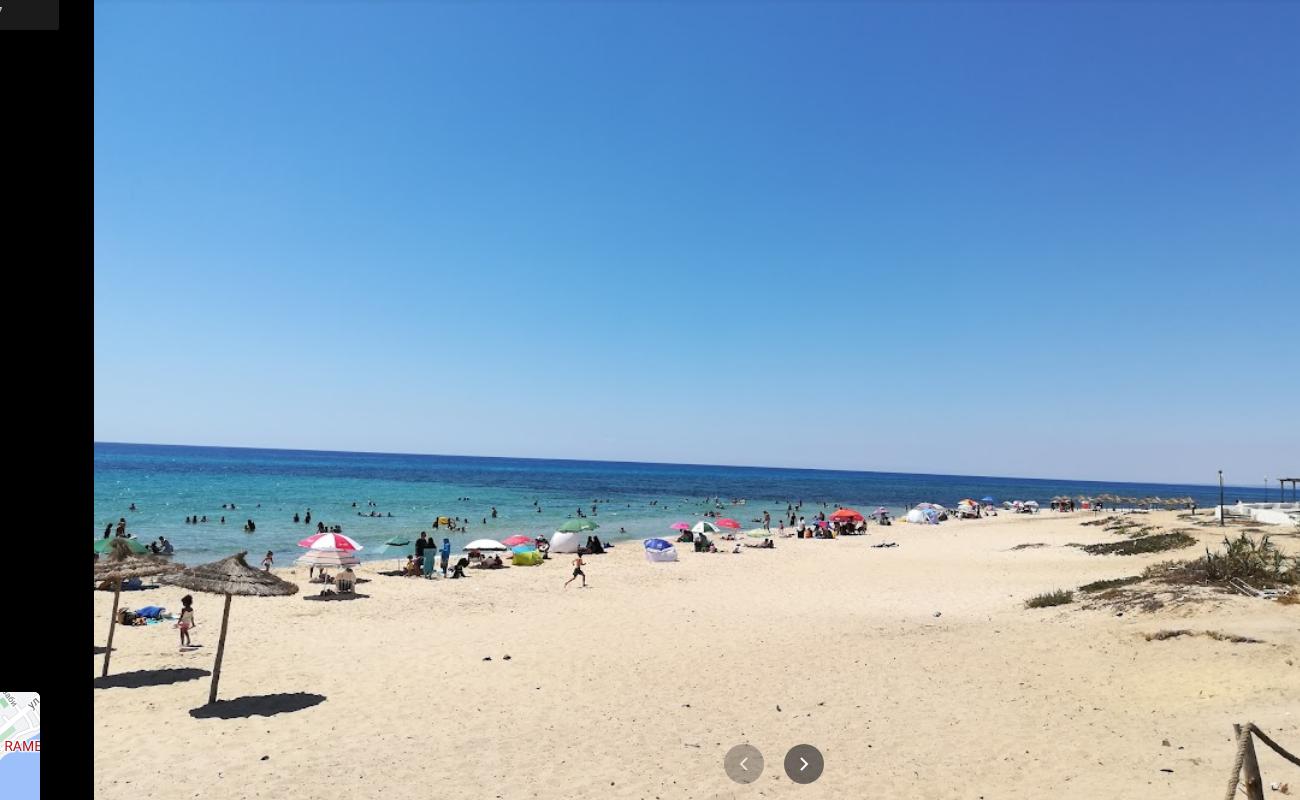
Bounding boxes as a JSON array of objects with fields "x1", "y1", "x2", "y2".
[
  {"x1": 95, "y1": 667, "x2": 210, "y2": 689},
  {"x1": 304, "y1": 593, "x2": 370, "y2": 601},
  {"x1": 189, "y1": 692, "x2": 326, "y2": 719},
  {"x1": 94, "y1": 645, "x2": 113, "y2": 655}
]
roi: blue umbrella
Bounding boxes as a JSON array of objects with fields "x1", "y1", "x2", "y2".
[
  {"x1": 981, "y1": 496, "x2": 995, "y2": 504},
  {"x1": 643, "y1": 538, "x2": 673, "y2": 551}
]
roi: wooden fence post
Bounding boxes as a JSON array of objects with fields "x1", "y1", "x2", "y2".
[{"x1": 1234, "y1": 724, "x2": 1266, "y2": 800}]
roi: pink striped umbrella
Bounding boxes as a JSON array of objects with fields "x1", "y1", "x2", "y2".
[
  {"x1": 716, "y1": 518, "x2": 741, "y2": 529},
  {"x1": 297, "y1": 532, "x2": 363, "y2": 551}
]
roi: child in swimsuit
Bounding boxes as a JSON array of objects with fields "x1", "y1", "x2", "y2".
[{"x1": 177, "y1": 595, "x2": 195, "y2": 648}]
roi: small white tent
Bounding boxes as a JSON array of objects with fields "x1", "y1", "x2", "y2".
[
  {"x1": 905, "y1": 508, "x2": 926, "y2": 524},
  {"x1": 643, "y1": 538, "x2": 678, "y2": 562},
  {"x1": 645, "y1": 545, "x2": 678, "y2": 562},
  {"x1": 550, "y1": 531, "x2": 583, "y2": 553}
]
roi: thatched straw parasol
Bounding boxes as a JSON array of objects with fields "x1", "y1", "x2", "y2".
[
  {"x1": 95, "y1": 538, "x2": 183, "y2": 677},
  {"x1": 160, "y1": 551, "x2": 298, "y2": 704}
]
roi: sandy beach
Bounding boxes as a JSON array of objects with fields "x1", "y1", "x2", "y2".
[{"x1": 93, "y1": 510, "x2": 1299, "y2": 799}]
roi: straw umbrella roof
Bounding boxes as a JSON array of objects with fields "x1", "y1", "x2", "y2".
[
  {"x1": 95, "y1": 538, "x2": 182, "y2": 582},
  {"x1": 161, "y1": 551, "x2": 298, "y2": 597},
  {"x1": 158, "y1": 552, "x2": 298, "y2": 705},
  {"x1": 95, "y1": 538, "x2": 183, "y2": 678}
]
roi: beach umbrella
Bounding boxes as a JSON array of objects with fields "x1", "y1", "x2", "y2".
[
  {"x1": 297, "y1": 532, "x2": 363, "y2": 551},
  {"x1": 690, "y1": 521, "x2": 720, "y2": 534},
  {"x1": 463, "y1": 538, "x2": 509, "y2": 552},
  {"x1": 294, "y1": 548, "x2": 360, "y2": 569},
  {"x1": 670, "y1": 522, "x2": 691, "y2": 531},
  {"x1": 871, "y1": 507, "x2": 890, "y2": 517},
  {"x1": 160, "y1": 551, "x2": 299, "y2": 704},
  {"x1": 643, "y1": 538, "x2": 673, "y2": 550},
  {"x1": 980, "y1": 496, "x2": 995, "y2": 504},
  {"x1": 716, "y1": 518, "x2": 741, "y2": 529},
  {"x1": 379, "y1": 536, "x2": 411, "y2": 568},
  {"x1": 830, "y1": 508, "x2": 864, "y2": 522},
  {"x1": 557, "y1": 519, "x2": 598, "y2": 533},
  {"x1": 744, "y1": 528, "x2": 769, "y2": 538},
  {"x1": 502, "y1": 535, "x2": 533, "y2": 547},
  {"x1": 95, "y1": 536, "x2": 148, "y2": 555},
  {"x1": 95, "y1": 538, "x2": 183, "y2": 677}
]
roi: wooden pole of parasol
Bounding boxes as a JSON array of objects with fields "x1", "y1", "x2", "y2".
[
  {"x1": 209, "y1": 593, "x2": 233, "y2": 705},
  {"x1": 102, "y1": 577, "x2": 122, "y2": 677}
]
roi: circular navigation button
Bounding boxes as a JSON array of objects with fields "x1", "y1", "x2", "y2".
[
  {"x1": 783, "y1": 744, "x2": 824, "y2": 784},
  {"x1": 724, "y1": 744, "x2": 765, "y2": 784}
]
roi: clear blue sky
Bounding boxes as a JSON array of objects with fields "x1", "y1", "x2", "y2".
[{"x1": 94, "y1": 2, "x2": 1298, "y2": 484}]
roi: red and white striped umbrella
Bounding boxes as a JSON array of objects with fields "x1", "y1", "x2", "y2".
[{"x1": 297, "y1": 532, "x2": 363, "y2": 551}]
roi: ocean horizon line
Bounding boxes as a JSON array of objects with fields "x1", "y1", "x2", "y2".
[{"x1": 93, "y1": 439, "x2": 1247, "y2": 492}]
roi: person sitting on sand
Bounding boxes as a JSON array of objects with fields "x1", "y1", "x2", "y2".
[
  {"x1": 403, "y1": 555, "x2": 420, "y2": 577},
  {"x1": 490, "y1": 555, "x2": 504, "y2": 568}
]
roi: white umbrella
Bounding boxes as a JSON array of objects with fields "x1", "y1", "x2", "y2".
[
  {"x1": 463, "y1": 538, "x2": 509, "y2": 552},
  {"x1": 295, "y1": 549, "x2": 360, "y2": 568},
  {"x1": 690, "y1": 521, "x2": 720, "y2": 534}
]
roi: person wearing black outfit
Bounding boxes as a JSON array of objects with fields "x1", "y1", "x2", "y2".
[{"x1": 415, "y1": 531, "x2": 429, "y2": 565}]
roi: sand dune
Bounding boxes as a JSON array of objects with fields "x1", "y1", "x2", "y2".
[{"x1": 93, "y1": 510, "x2": 1299, "y2": 799}]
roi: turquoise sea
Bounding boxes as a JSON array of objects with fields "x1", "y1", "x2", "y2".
[{"x1": 94, "y1": 442, "x2": 1275, "y2": 566}]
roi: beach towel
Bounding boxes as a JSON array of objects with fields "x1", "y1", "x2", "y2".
[{"x1": 134, "y1": 606, "x2": 166, "y2": 619}]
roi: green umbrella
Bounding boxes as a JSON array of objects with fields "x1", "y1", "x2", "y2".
[
  {"x1": 380, "y1": 536, "x2": 412, "y2": 568},
  {"x1": 558, "y1": 519, "x2": 598, "y2": 533},
  {"x1": 95, "y1": 537, "x2": 147, "y2": 555}
]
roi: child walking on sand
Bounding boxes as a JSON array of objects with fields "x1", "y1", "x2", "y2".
[
  {"x1": 564, "y1": 554, "x2": 586, "y2": 588},
  {"x1": 177, "y1": 595, "x2": 196, "y2": 648}
]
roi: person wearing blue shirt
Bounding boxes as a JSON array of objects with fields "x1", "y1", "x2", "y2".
[{"x1": 440, "y1": 538, "x2": 451, "y2": 577}]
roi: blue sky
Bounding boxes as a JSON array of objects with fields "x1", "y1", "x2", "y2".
[{"x1": 94, "y1": 2, "x2": 1298, "y2": 484}]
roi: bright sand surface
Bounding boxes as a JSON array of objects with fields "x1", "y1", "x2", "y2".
[{"x1": 93, "y1": 510, "x2": 1299, "y2": 799}]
